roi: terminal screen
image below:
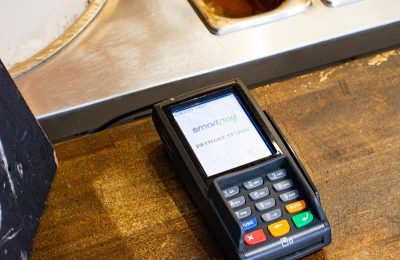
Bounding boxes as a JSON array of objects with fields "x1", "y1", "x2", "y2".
[{"x1": 171, "y1": 92, "x2": 273, "y2": 177}]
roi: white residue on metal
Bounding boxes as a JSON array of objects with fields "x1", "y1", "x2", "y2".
[
  {"x1": 0, "y1": 140, "x2": 17, "y2": 198},
  {"x1": 0, "y1": 0, "x2": 88, "y2": 69}
]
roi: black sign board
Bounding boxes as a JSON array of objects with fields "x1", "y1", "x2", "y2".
[{"x1": 0, "y1": 60, "x2": 57, "y2": 259}]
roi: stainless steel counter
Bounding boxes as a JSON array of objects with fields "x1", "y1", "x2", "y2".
[{"x1": 15, "y1": 0, "x2": 400, "y2": 141}]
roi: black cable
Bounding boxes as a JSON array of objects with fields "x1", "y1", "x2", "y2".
[{"x1": 89, "y1": 104, "x2": 153, "y2": 134}]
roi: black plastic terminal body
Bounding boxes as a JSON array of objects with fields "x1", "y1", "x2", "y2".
[{"x1": 152, "y1": 79, "x2": 331, "y2": 259}]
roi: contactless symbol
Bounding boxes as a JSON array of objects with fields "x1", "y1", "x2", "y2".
[{"x1": 280, "y1": 237, "x2": 294, "y2": 247}]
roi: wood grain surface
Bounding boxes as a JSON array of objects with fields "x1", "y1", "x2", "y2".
[{"x1": 30, "y1": 48, "x2": 400, "y2": 259}]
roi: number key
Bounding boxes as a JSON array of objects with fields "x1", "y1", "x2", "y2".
[
  {"x1": 267, "y1": 169, "x2": 287, "y2": 181},
  {"x1": 249, "y1": 187, "x2": 269, "y2": 200},
  {"x1": 222, "y1": 186, "x2": 239, "y2": 198},
  {"x1": 255, "y1": 198, "x2": 275, "y2": 211},
  {"x1": 273, "y1": 179, "x2": 293, "y2": 192},
  {"x1": 261, "y1": 208, "x2": 282, "y2": 223},
  {"x1": 228, "y1": 196, "x2": 245, "y2": 209},
  {"x1": 279, "y1": 190, "x2": 300, "y2": 202},
  {"x1": 235, "y1": 207, "x2": 252, "y2": 220},
  {"x1": 243, "y1": 177, "x2": 263, "y2": 190}
]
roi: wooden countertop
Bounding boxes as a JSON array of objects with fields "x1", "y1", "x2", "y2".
[{"x1": 31, "y1": 48, "x2": 400, "y2": 259}]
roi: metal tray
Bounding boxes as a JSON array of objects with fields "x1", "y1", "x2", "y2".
[
  {"x1": 9, "y1": 0, "x2": 107, "y2": 78},
  {"x1": 189, "y1": 0, "x2": 311, "y2": 34}
]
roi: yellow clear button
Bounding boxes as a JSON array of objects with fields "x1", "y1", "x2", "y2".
[{"x1": 267, "y1": 219, "x2": 290, "y2": 237}]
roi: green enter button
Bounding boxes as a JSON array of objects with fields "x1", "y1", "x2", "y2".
[{"x1": 292, "y1": 211, "x2": 313, "y2": 228}]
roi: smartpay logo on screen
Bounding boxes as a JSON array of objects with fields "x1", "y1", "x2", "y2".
[
  {"x1": 192, "y1": 114, "x2": 237, "y2": 133},
  {"x1": 172, "y1": 93, "x2": 272, "y2": 176}
]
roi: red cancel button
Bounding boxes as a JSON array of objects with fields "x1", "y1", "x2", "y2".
[{"x1": 244, "y1": 229, "x2": 267, "y2": 246}]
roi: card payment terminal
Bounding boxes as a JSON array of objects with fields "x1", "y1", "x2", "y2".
[{"x1": 152, "y1": 79, "x2": 331, "y2": 259}]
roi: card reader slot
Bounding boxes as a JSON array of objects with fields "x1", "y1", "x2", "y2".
[{"x1": 244, "y1": 222, "x2": 327, "y2": 259}]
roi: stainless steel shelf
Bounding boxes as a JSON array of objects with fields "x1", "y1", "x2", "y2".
[{"x1": 14, "y1": 0, "x2": 400, "y2": 141}]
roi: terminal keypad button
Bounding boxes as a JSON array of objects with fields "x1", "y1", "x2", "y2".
[
  {"x1": 243, "y1": 177, "x2": 263, "y2": 190},
  {"x1": 255, "y1": 198, "x2": 275, "y2": 211},
  {"x1": 261, "y1": 208, "x2": 282, "y2": 223},
  {"x1": 222, "y1": 186, "x2": 240, "y2": 198},
  {"x1": 222, "y1": 167, "x2": 311, "y2": 246},
  {"x1": 241, "y1": 217, "x2": 258, "y2": 232},
  {"x1": 228, "y1": 196, "x2": 245, "y2": 209},
  {"x1": 244, "y1": 229, "x2": 267, "y2": 246},
  {"x1": 273, "y1": 179, "x2": 293, "y2": 192},
  {"x1": 249, "y1": 187, "x2": 269, "y2": 201},
  {"x1": 285, "y1": 200, "x2": 306, "y2": 214},
  {"x1": 268, "y1": 219, "x2": 291, "y2": 237},
  {"x1": 267, "y1": 169, "x2": 287, "y2": 181},
  {"x1": 279, "y1": 189, "x2": 300, "y2": 202},
  {"x1": 235, "y1": 207, "x2": 252, "y2": 220},
  {"x1": 292, "y1": 211, "x2": 313, "y2": 228}
]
